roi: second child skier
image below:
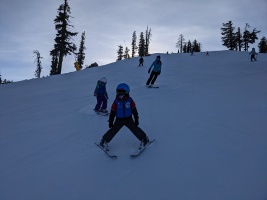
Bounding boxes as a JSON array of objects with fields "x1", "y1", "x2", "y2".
[{"x1": 94, "y1": 77, "x2": 109, "y2": 114}]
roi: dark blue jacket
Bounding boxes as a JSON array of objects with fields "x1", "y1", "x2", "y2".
[{"x1": 94, "y1": 81, "x2": 108, "y2": 98}]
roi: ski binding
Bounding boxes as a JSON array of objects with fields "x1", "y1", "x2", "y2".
[{"x1": 131, "y1": 139, "x2": 156, "y2": 157}]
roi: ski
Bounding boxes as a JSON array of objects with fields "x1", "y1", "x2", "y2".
[
  {"x1": 146, "y1": 86, "x2": 159, "y2": 88},
  {"x1": 93, "y1": 109, "x2": 109, "y2": 116},
  {"x1": 94, "y1": 142, "x2": 117, "y2": 158},
  {"x1": 97, "y1": 112, "x2": 109, "y2": 116},
  {"x1": 130, "y1": 139, "x2": 156, "y2": 158}
]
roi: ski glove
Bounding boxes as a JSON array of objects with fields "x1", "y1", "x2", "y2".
[
  {"x1": 109, "y1": 120, "x2": 113, "y2": 128},
  {"x1": 134, "y1": 116, "x2": 139, "y2": 127}
]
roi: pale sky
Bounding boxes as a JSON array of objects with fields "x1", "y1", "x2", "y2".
[{"x1": 0, "y1": 0, "x2": 266, "y2": 81}]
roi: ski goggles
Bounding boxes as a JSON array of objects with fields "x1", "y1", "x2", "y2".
[{"x1": 116, "y1": 89, "x2": 127, "y2": 95}]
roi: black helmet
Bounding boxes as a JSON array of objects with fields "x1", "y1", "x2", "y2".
[{"x1": 156, "y1": 55, "x2": 160, "y2": 59}]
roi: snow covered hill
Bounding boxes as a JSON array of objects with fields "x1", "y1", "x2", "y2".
[{"x1": 1, "y1": 51, "x2": 267, "y2": 200}]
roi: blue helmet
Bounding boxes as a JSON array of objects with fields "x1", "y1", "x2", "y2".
[{"x1": 116, "y1": 83, "x2": 130, "y2": 95}]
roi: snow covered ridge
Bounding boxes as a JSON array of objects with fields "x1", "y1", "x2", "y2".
[{"x1": 0, "y1": 51, "x2": 267, "y2": 200}]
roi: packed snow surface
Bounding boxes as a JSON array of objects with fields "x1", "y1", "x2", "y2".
[{"x1": 1, "y1": 51, "x2": 267, "y2": 200}]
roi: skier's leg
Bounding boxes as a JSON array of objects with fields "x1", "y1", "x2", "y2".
[
  {"x1": 101, "y1": 119, "x2": 124, "y2": 143},
  {"x1": 151, "y1": 73, "x2": 159, "y2": 85},
  {"x1": 125, "y1": 118, "x2": 148, "y2": 142},
  {"x1": 94, "y1": 96, "x2": 102, "y2": 111},
  {"x1": 146, "y1": 72, "x2": 155, "y2": 85},
  {"x1": 100, "y1": 96, "x2": 107, "y2": 110}
]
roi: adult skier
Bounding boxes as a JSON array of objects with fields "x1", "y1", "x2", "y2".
[
  {"x1": 94, "y1": 77, "x2": 109, "y2": 114},
  {"x1": 139, "y1": 56, "x2": 144, "y2": 66},
  {"x1": 146, "y1": 55, "x2": 162, "y2": 87},
  {"x1": 249, "y1": 47, "x2": 257, "y2": 62},
  {"x1": 99, "y1": 83, "x2": 150, "y2": 149}
]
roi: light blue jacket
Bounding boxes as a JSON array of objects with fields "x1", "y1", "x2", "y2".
[{"x1": 150, "y1": 59, "x2": 162, "y2": 72}]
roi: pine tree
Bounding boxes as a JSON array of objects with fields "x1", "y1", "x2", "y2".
[
  {"x1": 258, "y1": 37, "x2": 267, "y2": 53},
  {"x1": 117, "y1": 45, "x2": 123, "y2": 61},
  {"x1": 192, "y1": 40, "x2": 201, "y2": 52},
  {"x1": 138, "y1": 32, "x2": 145, "y2": 57},
  {"x1": 0, "y1": 74, "x2": 12, "y2": 85},
  {"x1": 186, "y1": 40, "x2": 192, "y2": 53},
  {"x1": 234, "y1": 27, "x2": 243, "y2": 51},
  {"x1": 183, "y1": 44, "x2": 187, "y2": 53},
  {"x1": 249, "y1": 28, "x2": 261, "y2": 47},
  {"x1": 77, "y1": 31, "x2": 86, "y2": 69},
  {"x1": 243, "y1": 24, "x2": 251, "y2": 52},
  {"x1": 33, "y1": 50, "x2": 43, "y2": 78},
  {"x1": 221, "y1": 21, "x2": 235, "y2": 50},
  {"x1": 50, "y1": 0, "x2": 78, "y2": 75},
  {"x1": 176, "y1": 34, "x2": 185, "y2": 53},
  {"x1": 242, "y1": 23, "x2": 261, "y2": 51},
  {"x1": 131, "y1": 31, "x2": 138, "y2": 58},
  {"x1": 124, "y1": 47, "x2": 130, "y2": 59},
  {"x1": 145, "y1": 26, "x2": 152, "y2": 56},
  {"x1": 50, "y1": 53, "x2": 59, "y2": 75}
]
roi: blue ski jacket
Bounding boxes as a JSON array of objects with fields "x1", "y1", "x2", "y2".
[
  {"x1": 150, "y1": 59, "x2": 162, "y2": 72},
  {"x1": 109, "y1": 95, "x2": 139, "y2": 120},
  {"x1": 94, "y1": 81, "x2": 108, "y2": 98}
]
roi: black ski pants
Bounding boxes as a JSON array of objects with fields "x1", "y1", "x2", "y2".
[
  {"x1": 102, "y1": 118, "x2": 147, "y2": 143},
  {"x1": 146, "y1": 71, "x2": 160, "y2": 85},
  {"x1": 251, "y1": 54, "x2": 256, "y2": 61}
]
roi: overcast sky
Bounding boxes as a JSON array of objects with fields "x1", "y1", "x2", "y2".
[{"x1": 0, "y1": 0, "x2": 266, "y2": 82}]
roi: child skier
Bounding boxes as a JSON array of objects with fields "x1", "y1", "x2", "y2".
[
  {"x1": 99, "y1": 83, "x2": 150, "y2": 150},
  {"x1": 94, "y1": 77, "x2": 109, "y2": 114},
  {"x1": 249, "y1": 47, "x2": 257, "y2": 62},
  {"x1": 146, "y1": 55, "x2": 162, "y2": 87}
]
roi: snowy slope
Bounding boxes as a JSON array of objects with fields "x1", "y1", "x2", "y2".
[{"x1": 1, "y1": 51, "x2": 267, "y2": 200}]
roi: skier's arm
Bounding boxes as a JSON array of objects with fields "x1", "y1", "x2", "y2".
[
  {"x1": 109, "y1": 101, "x2": 117, "y2": 120},
  {"x1": 131, "y1": 100, "x2": 139, "y2": 126},
  {"x1": 148, "y1": 62, "x2": 154, "y2": 73},
  {"x1": 94, "y1": 83, "x2": 99, "y2": 96},
  {"x1": 104, "y1": 90, "x2": 108, "y2": 99}
]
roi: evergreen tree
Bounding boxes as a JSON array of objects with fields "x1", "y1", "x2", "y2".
[
  {"x1": 249, "y1": 28, "x2": 261, "y2": 47},
  {"x1": 77, "y1": 31, "x2": 86, "y2": 69},
  {"x1": 145, "y1": 26, "x2": 152, "y2": 56},
  {"x1": 131, "y1": 31, "x2": 138, "y2": 58},
  {"x1": 186, "y1": 40, "x2": 192, "y2": 53},
  {"x1": 176, "y1": 34, "x2": 185, "y2": 53},
  {"x1": 33, "y1": 50, "x2": 43, "y2": 78},
  {"x1": 50, "y1": 53, "x2": 59, "y2": 75},
  {"x1": 50, "y1": 0, "x2": 78, "y2": 75},
  {"x1": 0, "y1": 74, "x2": 12, "y2": 85},
  {"x1": 258, "y1": 36, "x2": 267, "y2": 53},
  {"x1": 117, "y1": 45, "x2": 123, "y2": 61},
  {"x1": 192, "y1": 40, "x2": 201, "y2": 52},
  {"x1": 221, "y1": 21, "x2": 235, "y2": 50},
  {"x1": 124, "y1": 47, "x2": 130, "y2": 59},
  {"x1": 183, "y1": 44, "x2": 187, "y2": 53},
  {"x1": 198, "y1": 42, "x2": 202, "y2": 52},
  {"x1": 242, "y1": 23, "x2": 261, "y2": 52},
  {"x1": 138, "y1": 32, "x2": 145, "y2": 57},
  {"x1": 243, "y1": 24, "x2": 250, "y2": 52},
  {"x1": 234, "y1": 27, "x2": 243, "y2": 51}
]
